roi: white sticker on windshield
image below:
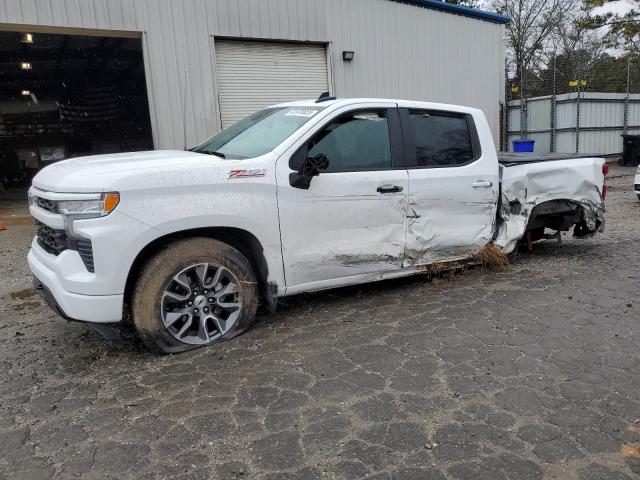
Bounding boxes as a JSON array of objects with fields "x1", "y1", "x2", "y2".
[{"x1": 285, "y1": 109, "x2": 318, "y2": 118}]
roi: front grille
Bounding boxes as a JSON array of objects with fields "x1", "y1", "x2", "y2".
[
  {"x1": 36, "y1": 221, "x2": 67, "y2": 255},
  {"x1": 35, "y1": 221, "x2": 95, "y2": 273},
  {"x1": 35, "y1": 196, "x2": 58, "y2": 213}
]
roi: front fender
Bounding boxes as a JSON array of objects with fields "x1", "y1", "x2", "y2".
[{"x1": 116, "y1": 181, "x2": 285, "y2": 294}]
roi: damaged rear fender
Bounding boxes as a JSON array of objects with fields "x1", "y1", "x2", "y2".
[{"x1": 494, "y1": 195, "x2": 604, "y2": 254}]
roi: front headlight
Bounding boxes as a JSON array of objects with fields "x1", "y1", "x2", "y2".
[{"x1": 57, "y1": 192, "x2": 120, "y2": 218}]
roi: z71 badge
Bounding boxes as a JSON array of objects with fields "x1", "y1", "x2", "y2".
[{"x1": 228, "y1": 169, "x2": 266, "y2": 179}]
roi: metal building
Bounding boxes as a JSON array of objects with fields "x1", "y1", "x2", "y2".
[{"x1": 0, "y1": 0, "x2": 507, "y2": 158}]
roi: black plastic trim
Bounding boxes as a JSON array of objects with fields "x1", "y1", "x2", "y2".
[
  {"x1": 35, "y1": 196, "x2": 58, "y2": 213},
  {"x1": 35, "y1": 221, "x2": 95, "y2": 273},
  {"x1": 33, "y1": 276, "x2": 120, "y2": 338},
  {"x1": 33, "y1": 275, "x2": 75, "y2": 321}
]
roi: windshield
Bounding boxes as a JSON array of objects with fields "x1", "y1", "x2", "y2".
[{"x1": 192, "y1": 106, "x2": 325, "y2": 159}]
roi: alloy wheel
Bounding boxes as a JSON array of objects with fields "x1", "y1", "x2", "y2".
[{"x1": 161, "y1": 263, "x2": 242, "y2": 345}]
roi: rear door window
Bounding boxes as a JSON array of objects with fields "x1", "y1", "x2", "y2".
[{"x1": 403, "y1": 110, "x2": 478, "y2": 168}]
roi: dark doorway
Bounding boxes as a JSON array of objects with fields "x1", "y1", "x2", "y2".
[{"x1": 0, "y1": 30, "x2": 153, "y2": 188}]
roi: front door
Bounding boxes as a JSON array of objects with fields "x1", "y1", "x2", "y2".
[
  {"x1": 276, "y1": 104, "x2": 408, "y2": 291},
  {"x1": 398, "y1": 105, "x2": 499, "y2": 266}
]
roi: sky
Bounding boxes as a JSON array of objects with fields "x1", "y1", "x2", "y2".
[
  {"x1": 475, "y1": 0, "x2": 638, "y2": 15},
  {"x1": 592, "y1": 0, "x2": 638, "y2": 15}
]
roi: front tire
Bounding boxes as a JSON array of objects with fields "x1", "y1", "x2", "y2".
[{"x1": 132, "y1": 238, "x2": 258, "y2": 353}]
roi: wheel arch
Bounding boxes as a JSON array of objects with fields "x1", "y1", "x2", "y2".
[
  {"x1": 123, "y1": 227, "x2": 275, "y2": 318},
  {"x1": 526, "y1": 198, "x2": 584, "y2": 230}
]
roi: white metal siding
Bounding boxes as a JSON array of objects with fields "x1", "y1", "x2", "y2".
[
  {"x1": 215, "y1": 40, "x2": 329, "y2": 128},
  {"x1": 526, "y1": 97, "x2": 551, "y2": 131},
  {"x1": 0, "y1": 0, "x2": 505, "y2": 149},
  {"x1": 508, "y1": 92, "x2": 640, "y2": 154}
]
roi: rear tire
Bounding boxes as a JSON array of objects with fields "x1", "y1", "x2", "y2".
[{"x1": 132, "y1": 237, "x2": 258, "y2": 353}]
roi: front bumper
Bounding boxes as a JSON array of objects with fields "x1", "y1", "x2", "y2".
[{"x1": 29, "y1": 249, "x2": 123, "y2": 323}]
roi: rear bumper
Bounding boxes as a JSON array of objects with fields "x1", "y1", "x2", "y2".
[{"x1": 29, "y1": 249, "x2": 123, "y2": 323}]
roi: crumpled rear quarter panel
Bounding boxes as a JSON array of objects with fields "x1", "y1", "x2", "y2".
[{"x1": 495, "y1": 157, "x2": 605, "y2": 253}]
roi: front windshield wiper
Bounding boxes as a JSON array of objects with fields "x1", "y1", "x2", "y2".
[{"x1": 204, "y1": 150, "x2": 226, "y2": 158}]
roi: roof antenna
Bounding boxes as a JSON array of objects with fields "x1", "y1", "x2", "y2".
[{"x1": 316, "y1": 91, "x2": 336, "y2": 103}]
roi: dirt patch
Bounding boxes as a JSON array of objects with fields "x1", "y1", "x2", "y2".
[
  {"x1": 621, "y1": 444, "x2": 640, "y2": 459},
  {"x1": 0, "y1": 216, "x2": 34, "y2": 226},
  {"x1": 10, "y1": 288, "x2": 36, "y2": 300}
]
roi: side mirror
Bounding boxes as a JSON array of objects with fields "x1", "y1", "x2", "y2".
[{"x1": 289, "y1": 154, "x2": 330, "y2": 189}]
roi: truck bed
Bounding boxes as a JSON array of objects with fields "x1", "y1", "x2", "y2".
[{"x1": 498, "y1": 153, "x2": 601, "y2": 166}]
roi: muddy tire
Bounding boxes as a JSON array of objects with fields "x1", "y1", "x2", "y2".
[{"x1": 132, "y1": 237, "x2": 258, "y2": 353}]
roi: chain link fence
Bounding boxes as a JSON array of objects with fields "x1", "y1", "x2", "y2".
[{"x1": 504, "y1": 56, "x2": 640, "y2": 154}]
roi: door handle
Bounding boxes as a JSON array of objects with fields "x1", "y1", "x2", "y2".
[
  {"x1": 377, "y1": 184, "x2": 403, "y2": 194},
  {"x1": 471, "y1": 180, "x2": 493, "y2": 188}
]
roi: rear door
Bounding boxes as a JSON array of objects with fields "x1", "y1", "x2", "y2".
[
  {"x1": 398, "y1": 104, "x2": 499, "y2": 266},
  {"x1": 276, "y1": 104, "x2": 409, "y2": 291}
]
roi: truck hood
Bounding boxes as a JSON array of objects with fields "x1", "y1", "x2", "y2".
[{"x1": 32, "y1": 150, "x2": 227, "y2": 193}]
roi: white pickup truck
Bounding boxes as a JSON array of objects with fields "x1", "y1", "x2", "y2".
[{"x1": 27, "y1": 97, "x2": 607, "y2": 352}]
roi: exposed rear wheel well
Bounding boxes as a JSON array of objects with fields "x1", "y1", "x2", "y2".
[
  {"x1": 524, "y1": 199, "x2": 599, "y2": 242},
  {"x1": 526, "y1": 199, "x2": 584, "y2": 233},
  {"x1": 124, "y1": 228, "x2": 272, "y2": 318}
]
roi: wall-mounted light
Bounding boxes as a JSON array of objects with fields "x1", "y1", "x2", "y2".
[
  {"x1": 20, "y1": 62, "x2": 32, "y2": 70},
  {"x1": 20, "y1": 32, "x2": 34, "y2": 44},
  {"x1": 342, "y1": 50, "x2": 355, "y2": 62},
  {"x1": 21, "y1": 89, "x2": 31, "y2": 96}
]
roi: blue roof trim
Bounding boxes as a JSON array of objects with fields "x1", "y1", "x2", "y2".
[{"x1": 393, "y1": 0, "x2": 510, "y2": 24}]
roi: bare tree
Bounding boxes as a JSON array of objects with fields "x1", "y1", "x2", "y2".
[
  {"x1": 492, "y1": 0, "x2": 574, "y2": 80},
  {"x1": 546, "y1": 6, "x2": 606, "y2": 82}
]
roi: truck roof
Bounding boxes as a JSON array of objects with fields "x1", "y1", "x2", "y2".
[{"x1": 273, "y1": 97, "x2": 479, "y2": 115}]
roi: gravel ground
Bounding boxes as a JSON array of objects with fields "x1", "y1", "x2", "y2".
[
  {"x1": 0, "y1": 190, "x2": 33, "y2": 292},
  {"x1": 0, "y1": 223, "x2": 34, "y2": 292},
  {"x1": 0, "y1": 166, "x2": 639, "y2": 480}
]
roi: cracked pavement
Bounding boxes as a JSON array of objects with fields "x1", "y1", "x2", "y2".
[{"x1": 0, "y1": 165, "x2": 639, "y2": 479}]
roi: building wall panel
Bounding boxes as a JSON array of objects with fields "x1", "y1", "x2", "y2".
[{"x1": 0, "y1": 0, "x2": 505, "y2": 149}]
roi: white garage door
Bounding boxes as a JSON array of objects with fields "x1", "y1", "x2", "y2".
[{"x1": 215, "y1": 39, "x2": 330, "y2": 128}]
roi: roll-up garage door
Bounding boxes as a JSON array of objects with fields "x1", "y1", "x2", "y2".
[{"x1": 215, "y1": 39, "x2": 330, "y2": 128}]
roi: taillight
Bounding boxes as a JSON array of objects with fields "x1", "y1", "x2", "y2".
[
  {"x1": 602, "y1": 163, "x2": 609, "y2": 176},
  {"x1": 601, "y1": 163, "x2": 608, "y2": 201}
]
